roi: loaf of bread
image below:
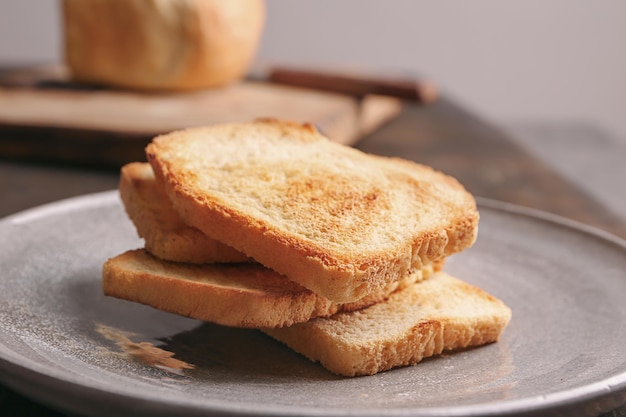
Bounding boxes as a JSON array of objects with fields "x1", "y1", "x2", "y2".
[
  {"x1": 62, "y1": 0, "x2": 265, "y2": 91},
  {"x1": 103, "y1": 249, "x2": 441, "y2": 328},
  {"x1": 120, "y1": 162, "x2": 249, "y2": 264},
  {"x1": 264, "y1": 272, "x2": 512, "y2": 376},
  {"x1": 146, "y1": 118, "x2": 479, "y2": 303}
]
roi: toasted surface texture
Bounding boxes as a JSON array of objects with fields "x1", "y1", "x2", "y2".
[
  {"x1": 102, "y1": 249, "x2": 441, "y2": 328},
  {"x1": 264, "y1": 272, "x2": 512, "y2": 377},
  {"x1": 120, "y1": 162, "x2": 249, "y2": 264},
  {"x1": 147, "y1": 118, "x2": 479, "y2": 303}
]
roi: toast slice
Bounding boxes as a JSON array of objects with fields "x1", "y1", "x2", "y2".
[
  {"x1": 119, "y1": 162, "x2": 249, "y2": 264},
  {"x1": 102, "y1": 249, "x2": 442, "y2": 328},
  {"x1": 263, "y1": 272, "x2": 512, "y2": 377},
  {"x1": 146, "y1": 118, "x2": 479, "y2": 303}
]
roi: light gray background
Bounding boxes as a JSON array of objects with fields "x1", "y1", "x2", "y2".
[
  {"x1": 1, "y1": 0, "x2": 625, "y2": 143},
  {"x1": 1, "y1": 0, "x2": 624, "y2": 221}
]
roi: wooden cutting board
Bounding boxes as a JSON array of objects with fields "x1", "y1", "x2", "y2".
[{"x1": 0, "y1": 65, "x2": 401, "y2": 167}]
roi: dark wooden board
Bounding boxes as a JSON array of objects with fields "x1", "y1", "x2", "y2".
[{"x1": 0, "y1": 65, "x2": 401, "y2": 167}]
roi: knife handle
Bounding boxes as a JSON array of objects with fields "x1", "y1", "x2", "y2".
[{"x1": 268, "y1": 67, "x2": 438, "y2": 104}]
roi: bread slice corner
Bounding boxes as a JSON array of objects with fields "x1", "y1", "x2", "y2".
[
  {"x1": 263, "y1": 272, "x2": 511, "y2": 377},
  {"x1": 119, "y1": 162, "x2": 250, "y2": 264}
]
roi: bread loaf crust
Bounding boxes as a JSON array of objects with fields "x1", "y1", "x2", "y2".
[
  {"x1": 147, "y1": 119, "x2": 479, "y2": 303},
  {"x1": 62, "y1": 0, "x2": 265, "y2": 90}
]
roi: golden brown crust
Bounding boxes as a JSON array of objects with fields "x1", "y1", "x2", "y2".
[
  {"x1": 119, "y1": 162, "x2": 250, "y2": 263},
  {"x1": 263, "y1": 272, "x2": 512, "y2": 376},
  {"x1": 62, "y1": 0, "x2": 265, "y2": 91},
  {"x1": 146, "y1": 119, "x2": 479, "y2": 303},
  {"x1": 102, "y1": 249, "x2": 440, "y2": 328}
]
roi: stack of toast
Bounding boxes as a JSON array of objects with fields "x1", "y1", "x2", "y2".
[{"x1": 103, "y1": 118, "x2": 511, "y2": 377}]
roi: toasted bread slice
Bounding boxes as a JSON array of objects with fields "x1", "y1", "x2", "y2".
[
  {"x1": 120, "y1": 162, "x2": 249, "y2": 264},
  {"x1": 102, "y1": 249, "x2": 442, "y2": 328},
  {"x1": 146, "y1": 118, "x2": 479, "y2": 303},
  {"x1": 264, "y1": 272, "x2": 511, "y2": 376}
]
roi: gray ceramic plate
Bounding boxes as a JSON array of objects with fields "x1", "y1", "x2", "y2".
[{"x1": 0, "y1": 191, "x2": 625, "y2": 417}]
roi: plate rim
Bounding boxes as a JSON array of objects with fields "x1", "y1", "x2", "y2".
[{"x1": 0, "y1": 190, "x2": 625, "y2": 417}]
